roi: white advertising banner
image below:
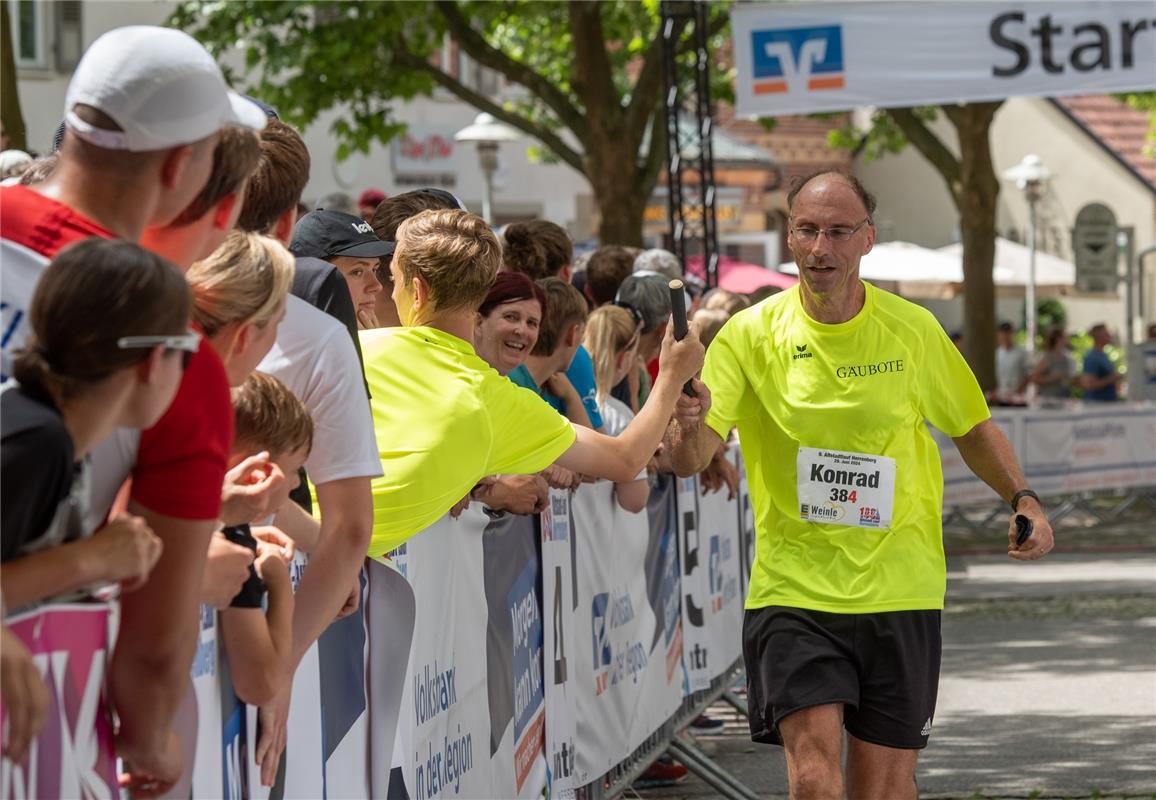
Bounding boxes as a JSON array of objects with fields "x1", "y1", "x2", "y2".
[
  {"x1": 390, "y1": 507, "x2": 547, "y2": 800},
  {"x1": 676, "y1": 476, "x2": 713, "y2": 692},
  {"x1": 541, "y1": 489, "x2": 579, "y2": 799},
  {"x1": 732, "y1": 1, "x2": 1156, "y2": 117},
  {"x1": 694, "y1": 477, "x2": 746, "y2": 684},
  {"x1": 571, "y1": 479, "x2": 684, "y2": 779},
  {"x1": 937, "y1": 404, "x2": 1156, "y2": 507}
]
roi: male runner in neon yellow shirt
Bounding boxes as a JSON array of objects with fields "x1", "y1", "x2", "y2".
[{"x1": 669, "y1": 172, "x2": 1054, "y2": 799}]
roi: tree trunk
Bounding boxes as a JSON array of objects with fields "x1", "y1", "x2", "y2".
[
  {"x1": 0, "y1": 1, "x2": 27, "y2": 151},
  {"x1": 585, "y1": 135, "x2": 649, "y2": 246},
  {"x1": 951, "y1": 104, "x2": 1001, "y2": 390}
]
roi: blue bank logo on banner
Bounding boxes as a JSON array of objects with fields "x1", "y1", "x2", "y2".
[
  {"x1": 751, "y1": 25, "x2": 845, "y2": 95},
  {"x1": 509, "y1": 560, "x2": 544, "y2": 740},
  {"x1": 590, "y1": 592, "x2": 612, "y2": 672}
]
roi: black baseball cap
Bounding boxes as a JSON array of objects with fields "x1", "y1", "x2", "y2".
[{"x1": 290, "y1": 210, "x2": 394, "y2": 260}]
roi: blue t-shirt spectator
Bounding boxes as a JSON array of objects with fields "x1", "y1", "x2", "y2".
[
  {"x1": 1082, "y1": 349, "x2": 1118, "y2": 402},
  {"x1": 505, "y1": 347, "x2": 604, "y2": 428}
]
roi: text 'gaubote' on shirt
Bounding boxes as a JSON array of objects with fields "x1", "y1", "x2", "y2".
[{"x1": 702, "y1": 282, "x2": 989, "y2": 615}]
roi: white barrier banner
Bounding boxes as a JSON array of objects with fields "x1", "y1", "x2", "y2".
[
  {"x1": 367, "y1": 556, "x2": 417, "y2": 799},
  {"x1": 391, "y1": 507, "x2": 546, "y2": 799},
  {"x1": 676, "y1": 476, "x2": 712, "y2": 692},
  {"x1": 572, "y1": 479, "x2": 684, "y2": 778},
  {"x1": 732, "y1": 1, "x2": 1156, "y2": 117},
  {"x1": 1, "y1": 604, "x2": 117, "y2": 800},
  {"x1": 695, "y1": 478, "x2": 745, "y2": 684},
  {"x1": 541, "y1": 489, "x2": 578, "y2": 798},
  {"x1": 937, "y1": 404, "x2": 1156, "y2": 507}
]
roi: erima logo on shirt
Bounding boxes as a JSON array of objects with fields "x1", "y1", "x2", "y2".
[
  {"x1": 352, "y1": 221, "x2": 373, "y2": 234},
  {"x1": 792, "y1": 344, "x2": 814, "y2": 360}
]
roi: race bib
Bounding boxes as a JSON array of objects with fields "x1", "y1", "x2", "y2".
[{"x1": 797, "y1": 447, "x2": 896, "y2": 529}]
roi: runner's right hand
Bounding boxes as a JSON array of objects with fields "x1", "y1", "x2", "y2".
[
  {"x1": 658, "y1": 318, "x2": 705, "y2": 386},
  {"x1": 674, "y1": 378, "x2": 711, "y2": 428},
  {"x1": 93, "y1": 514, "x2": 163, "y2": 592}
]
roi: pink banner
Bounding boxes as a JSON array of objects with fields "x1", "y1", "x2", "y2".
[{"x1": 1, "y1": 603, "x2": 118, "y2": 800}]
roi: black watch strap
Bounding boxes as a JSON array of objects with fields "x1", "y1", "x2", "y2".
[{"x1": 1010, "y1": 489, "x2": 1040, "y2": 511}]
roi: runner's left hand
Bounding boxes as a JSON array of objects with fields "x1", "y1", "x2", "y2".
[
  {"x1": 257, "y1": 686, "x2": 291, "y2": 787},
  {"x1": 1007, "y1": 497, "x2": 1054, "y2": 561}
]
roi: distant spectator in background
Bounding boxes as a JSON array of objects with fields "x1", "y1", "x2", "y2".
[
  {"x1": 633, "y1": 248, "x2": 683, "y2": 282},
  {"x1": 358, "y1": 188, "x2": 387, "y2": 223},
  {"x1": 1030, "y1": 328, "x2": 1075, "y2": 400},
  {"x1": 746, "y1": 284, "x2": 782, "y2": 306},
  {"x1": 508, "y1": 278, "x2": 595, "y2": 429},
  {"x1": 15, "y1": 153, "x2": 58, "y2": 186},
  {"x1": 1147, "y1": 322, "x2": 1156, "y2": 341},
  {"x1": 993, "y1": 321, "x2": 1030, "y2": 402},
  {"x1": 290, "y1": 209, "x2": 393, "y2": 329},
  {"x1": 613, "y1": 272, "x2": 673, "y2": 410},
  {"x1": 693, "y1": 308, "x2": 731, "y2": 351},
  {"x1": 1081, "y1": 323, "x2": 1120, "y2": 402},
  {"x1": 583, "y1": 305, "x2": 649, "y2": 513},
  {"x1": 313, "y1": 191, "x2": 357, "y2": 215},
  {"x1": 585, "y1": 245, "x2": 636, "y2": 307},
  {"x1": 701, "y1": 288, "x2": 750, "y2": 317},
  {"x1": 370, "y1": 188, "x2": 464, "y2": 328},
  {"x1": 0, "y1": 150, "x2": 33, "y2": 182}
]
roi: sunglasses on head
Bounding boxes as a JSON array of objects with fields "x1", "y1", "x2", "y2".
[
  {"x1": 612, "y1": 300, "x2": 645, "y2": 328},
  {"x1": 118, "y1": 331, "x2": 201, "y2": 370}
]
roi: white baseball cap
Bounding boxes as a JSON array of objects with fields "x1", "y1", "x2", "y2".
[{"x1": 64, "y1": 26, "x2": 266, "y2": 152}]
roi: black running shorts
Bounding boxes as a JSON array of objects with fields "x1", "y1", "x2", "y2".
[{"x1": 742, "y1": 605, "x2": 941, "y2": 749}]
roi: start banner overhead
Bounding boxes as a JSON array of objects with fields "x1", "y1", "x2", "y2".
[{"x1": 732, "y1": 1, "x2": 1156, "y2": 117}]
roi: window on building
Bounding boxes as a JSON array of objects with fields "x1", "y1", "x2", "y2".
[{"x1": 7, "y1": 0, "x2": 81, "y2": 72}]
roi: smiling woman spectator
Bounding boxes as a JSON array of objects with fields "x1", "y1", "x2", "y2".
[{"x1": 475, "y1": 271, "x2": 547, "y2": 377}]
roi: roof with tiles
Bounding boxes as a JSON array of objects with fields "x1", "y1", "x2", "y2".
[{"x1": 1052, "y1": 95, "x2": 1155, "y2": 192}]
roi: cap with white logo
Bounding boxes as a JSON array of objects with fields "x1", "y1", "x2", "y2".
[
  {"x1": 290, "y1": 210, "x2": 395, "y2": 260},
  {"x1": 64, "y1": 26, "x2": 266, "y2": 152}
]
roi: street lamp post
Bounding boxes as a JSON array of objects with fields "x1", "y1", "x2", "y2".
[
  {"x1": 454, "y1": 113, "x2": 522, "y2": 225},
  {"x1": 1002, "y1": 154, "x2": 1052, "y2": 354}
]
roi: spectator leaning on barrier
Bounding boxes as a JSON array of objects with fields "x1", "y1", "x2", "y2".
[
  {"x1": 668, "y1": 170, "x2": 1054, "y2": 799},
  {"x1": 1, "y1": 241, "x2": 189, "y2": 604},
  {"x1": 370, "y1": 188, "x2": 465, "y2": 329},
  {"x1": 218, "y1": 372, "x2": 312, "y2": 718},
  {"x1": 0, "y1": 24, "x2": 266, "y2": 793},
  {"x1": 237, "y1": 117, "x2": 383, "y2": 781},
  {"x1": 503, "y1": 219, "x2": 604, "y2": 431},
  {"x1": 359, "y1": 208, "x2": 704, "y2": 558},
  {"x1": 290, "y1": 209, "x2": 393, "y2": 330},
  {"x1": 0, "y1": 241, "x2": 193, "y2": 768},
  {"x1": 508, "y1": 278, "x2": 595, "y2": 429},
  {"x1": 1080, "y1": 323, "x2": 1121, "y2": 402},
  {"x1": 468, "y1": 272, "x2": 564, "y2": 515},
  {"x1": 583, "y1": 305, "x2": 650, "y2": 513}
]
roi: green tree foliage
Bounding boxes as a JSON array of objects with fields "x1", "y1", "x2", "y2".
[{"x1": 170, "y1": 0, "x2": 731, "y2": 245}]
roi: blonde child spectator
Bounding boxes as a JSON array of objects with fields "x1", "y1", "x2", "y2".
[{"x1": 583, "y1": 305, "x2": 650, "y2": 513}]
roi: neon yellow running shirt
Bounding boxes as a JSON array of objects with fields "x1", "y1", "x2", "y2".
[
  {"x1": 703, "y1": 282, "x2": 989, "y2": 613},
  {"x1": 360, "y1": 325, "x2": 576, "y2": 557}
]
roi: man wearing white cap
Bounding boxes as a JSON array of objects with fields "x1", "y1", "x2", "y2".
[{"x1": 0, "y1": 25, "x2": 265, "y2": 795}]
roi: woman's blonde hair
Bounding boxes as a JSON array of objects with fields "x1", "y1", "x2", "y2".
[
  {"x1": 187, "y1": 231, "x2": 295, "y2": 337},
  {"x1": 582, "y1": 305, "x2": 638, "y2": 403}
]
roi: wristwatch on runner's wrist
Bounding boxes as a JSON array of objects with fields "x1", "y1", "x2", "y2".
[{"x1": 1010, "y1": 489, "x2": 1041, "y2": 512}]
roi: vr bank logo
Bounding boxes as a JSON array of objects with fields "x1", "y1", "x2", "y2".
[{"x1": 751, "y1": 25, "x2": 845, "y2": 96}]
